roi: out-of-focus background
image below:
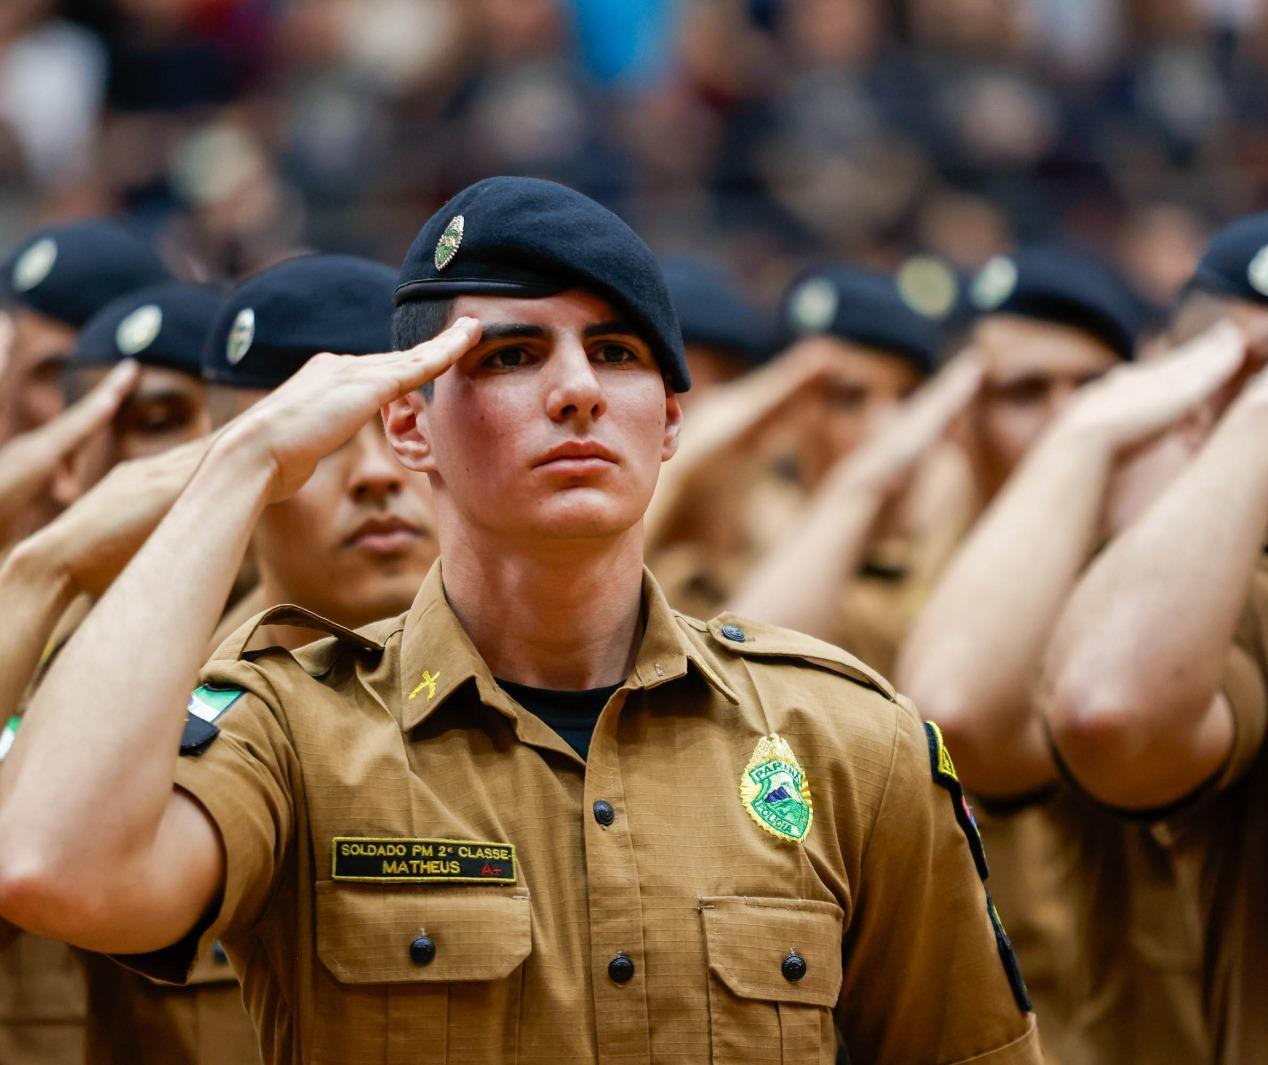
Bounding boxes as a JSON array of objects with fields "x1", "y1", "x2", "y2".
[{"x1": 3, "y1": 0, "x2": 1265, "y2": 308}]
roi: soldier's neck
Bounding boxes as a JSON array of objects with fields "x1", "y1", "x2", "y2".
[{"x1": 438, "y1": 527, "x2": 646, "y2": 691}]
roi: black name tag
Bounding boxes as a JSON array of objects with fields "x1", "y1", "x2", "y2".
[{"x1": 331, "y1": 837, "x2": 517, "y2": 883}]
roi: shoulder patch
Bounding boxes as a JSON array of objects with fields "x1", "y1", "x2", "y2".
[
  {"x1": 707, "y1": 614, "x2": 896, "y2": 701},
  {"x1": 180, "y1": 685, "x2": 244, "y2": 757},
  {"x1": 924, "y1": 721, "x2": 989, "y2": 880}
]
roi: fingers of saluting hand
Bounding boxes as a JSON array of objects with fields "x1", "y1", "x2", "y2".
[
  {"x1": 357, "y1": 316, "x2": 482, "y2": 398},
  {"x1": 37, "y1": 360, "x2": 140, "y2": 461}
]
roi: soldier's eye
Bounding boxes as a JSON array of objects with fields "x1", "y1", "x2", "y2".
[
  {"x1": 594, "y1": 343, "x2": 637, "y2": 364},
  {"x1": 485, "y1": 347, "x2": 531, "y2": 369}
]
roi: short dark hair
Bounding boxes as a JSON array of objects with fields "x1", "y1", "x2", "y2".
[{"x1": 393, "y1": 299, "x2": 455, "y2": 400}]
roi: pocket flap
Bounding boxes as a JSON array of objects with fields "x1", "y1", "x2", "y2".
[
  {"x1": 317, "y1": 885, "x2": 532, "y2": 984},
  {"x1": 700, "y1": 896, "x2": 843, "y2": 1008}
]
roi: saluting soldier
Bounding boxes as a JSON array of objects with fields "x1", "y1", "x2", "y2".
[
  {"x1": 0, "y1": 221, "x2": 175, "y2": 1065},
  {"x1": 0, "y1": 177, "x2": 1041, "y2": 1064},
  {"x1": 1043, "y1": 213, "x2": 1268, "y2": 1065}
]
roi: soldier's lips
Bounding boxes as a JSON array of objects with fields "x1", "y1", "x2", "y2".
[
  {"x1": 534, "y1": 440, "x2": 618, "y2": 475},
  {"x1": 344, "y1": 517, "x2": 424, "y2": 554}
]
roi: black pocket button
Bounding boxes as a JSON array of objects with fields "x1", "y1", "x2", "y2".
[{"x1": 410, "y1": 935, "x2": 436, "y2": 966}]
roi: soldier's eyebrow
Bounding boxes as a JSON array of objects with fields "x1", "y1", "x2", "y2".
[
  {"x1": 582, "y1": 319, "x2": 639, "y2": 339},
  {"x1": 478, "y1": 323, "x2": 549, "y2": 342}
]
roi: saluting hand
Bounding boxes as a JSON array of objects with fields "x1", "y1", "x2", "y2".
[
  {"x1": 1057, "y1": 320, "x2": 1249, "y2": 451},
  {"x1": 215, "y1": 318, "x2": 481, "y2": 504},
  {"x1": 827, "y1": 352, "x2": 984, "y2": 499},
  {"x1": 0, "y1": 360, "x2": 138, "y2": 542},
  {"x1": 32, "y1": 435, "x2": 212, "y2": 597}
]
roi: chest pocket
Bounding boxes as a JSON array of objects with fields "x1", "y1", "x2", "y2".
[
  {"x1": 314, "y1": 884, "x2": 532, "y2": 1065},
  {"x1": 700, "y1": 896, "x2": 843, "y2": 1065}
]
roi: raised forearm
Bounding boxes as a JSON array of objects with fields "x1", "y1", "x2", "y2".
[
  {"x1": 728, "y1": 471, "x2": 887, "y2": 638},
  {"x1": 1044, "y1": 399, "x2": 1268, "y2": 801},
  {"x1": 0, "y1": 431, "x2": 272, "y2": 887},
  {"x1": 897, "y1": 430, "x2": 1112, "y2": 793},
  {"x1": 0, "y1": 538, "x2": 78, "y2": 716}
]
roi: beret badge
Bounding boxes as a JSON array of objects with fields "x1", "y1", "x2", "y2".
[
  {"x1": 13, "y1": 238, "x2": 57, "y2": 293},
  {"x1": 226, "y1": 307, "x2": 256, "y2": 365},
  {"x1": 434, "y1": 215, "x2": 465, "y2": 272},
  {"x1": 1248, "y1": 246, "x2": 1268, "y2": 298},
  {"x1": 970, "y1": 256, "x2": 1018, "y2": 310},
  {"x1": 788, "y1": 277, "x2": 838, "y2": 334},
  {"x1": 115, "y1": 304, "x2": 163, "y2": 356}
]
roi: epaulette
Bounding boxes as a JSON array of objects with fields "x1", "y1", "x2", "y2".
[
  {"x1": 702, "y1": 612, "x2": 896, "y2": 702},
  {"x1": 183, "y1": 606, "x2": 386, "y2": 758}
]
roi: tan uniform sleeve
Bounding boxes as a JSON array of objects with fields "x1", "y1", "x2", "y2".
[
  {"x1": 1213, "y1": 639, "x2": 1268, "y2": 792},
  {"x1": 117, "y1": 675, "x2": 296, "y2": 985},
  {"x1": 837, "y1": 699, "x2": 1042, "y2": 1064}
]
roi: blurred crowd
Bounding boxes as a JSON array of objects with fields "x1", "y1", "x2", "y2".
[
  {"x1": 3, "y1": 3, "x2": 1268, "y2": 1065},
  {"x1": 7, "y1": 0, "x2": 1268, "y2": 306}
]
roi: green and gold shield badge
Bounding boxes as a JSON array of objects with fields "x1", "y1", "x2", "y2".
[
  {"x1": 739, "y1": 733, "x2": 813, "y2": 843},
  {"x1": 434, "y1": 214, "x2": 464, "y2": 271}
]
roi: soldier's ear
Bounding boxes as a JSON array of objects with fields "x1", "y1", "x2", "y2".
[
  {"x1": 382, "y1": 390, "x2": 435, "y2": 473},
  {"x1": 661, "y1": 388, "x2": 683, "y2": 462}
]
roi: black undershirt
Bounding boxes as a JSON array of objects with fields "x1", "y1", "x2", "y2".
[{"x1": 495, "y1": 678, "x2": 621, "y2": 759}]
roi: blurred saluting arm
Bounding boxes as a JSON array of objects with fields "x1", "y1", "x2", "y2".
[
  {"x1": 898, "y1": 323, "x2": 1247, "y2": 800},
  {"x1": 1043, "y1": 359, "x2": 1268, "y2": 810},
  {"x1": 729, "y1": 354, "x2": 982, "y2": 639},
  {"x1": 0, "y1": 321, "x2": 478, "y2": 954}
]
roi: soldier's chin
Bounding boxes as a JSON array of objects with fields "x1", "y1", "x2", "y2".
[{"x1": 531, "y1": 492, "x2": 642, "y2": 540}]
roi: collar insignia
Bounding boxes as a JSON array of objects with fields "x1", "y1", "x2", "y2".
[
  {"x1": 435, "y1": 215, "x2": 464, "y2": 271},
  {"x1": 740, "y1": 733, "x2": 813, "y2": 843}
]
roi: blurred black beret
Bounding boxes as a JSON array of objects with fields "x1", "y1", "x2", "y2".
[
  {"x1": 72, "y1": 282, "x2": 225, "y2": 378},
  {"x1": 395, "y1": 176, "x2": 690, "y2": 392},
  {"x1": 967, "y1": 247, "x2": 1144, "y2": 361},
  {"x1": 1189, "y1": 212, "x2": 1268, "y2": 306},
  {"x1": 659, "y1": 257, "x2": 772, "y2": 367},
  {"x1": 779, "y1": 265, "x2": 944, "y2": 375},
  {"x1": 204, "y1": 254, "x2": 396, "y2": 389},
  {"x1": 0, "y1": 220, "x2": 172, "y2": 328}
]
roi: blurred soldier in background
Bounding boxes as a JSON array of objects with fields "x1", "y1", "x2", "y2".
[
  {"x1": 895, "y1": 228, "x2": 1268, "y2": 1063},
  {"x1": 1043, "y1": 214, "x2": 1268, "y2": 1065}
]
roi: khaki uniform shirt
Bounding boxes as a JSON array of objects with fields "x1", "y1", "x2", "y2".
[
  {"x1": 127, "y1": 565, "x2": 1039, "y2": 1065},
  {"x1": 1160, "y1": 555, "x2": 1268, "y2": 1064},
  {"x1": 977, "y1": 792, "x2": 1207, "y2": 1065}
]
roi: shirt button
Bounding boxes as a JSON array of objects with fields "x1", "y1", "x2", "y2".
[
  {"x1": 410, "y1": 935, "x2": 436, "y2": 966},
  {"x1": 593, "y1": 800, "x2": 616, "y2": 826},
  {"x1": 608, "y1": 953, "x2": 636, "y2": 983},
  {"x1": 721, "y1": 624, "x2": 747, "y2": 642},
  {"x1": 782, "y1": 952, "x2": 807, "y2": 982}
]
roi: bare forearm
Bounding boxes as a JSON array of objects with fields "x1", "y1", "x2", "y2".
[
  {"x1": 0, "y1": 433, "x2": 272, "y2": 882},
  {"x1": 1045, "y1": 400, "x2": 1268, "y2": 794},
  {"x1": 897, "y1": 430, "x2": 1112, "y2": 792},
  {"x1": 728, "y1": 473, "x2": 886, "y2": 638},
  {"x1": 0, "y1": 539, "x2": 77, "y2": 715}
]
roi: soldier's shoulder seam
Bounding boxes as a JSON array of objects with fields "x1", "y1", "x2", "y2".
[{"x1": 700, "y1": 612, "x2": 896, "y2": 702}]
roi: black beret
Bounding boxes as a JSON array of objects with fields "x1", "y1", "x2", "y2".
[
  {"x1": 395, "y1": 176, "x2": 690, "y2": 392},
  {"x1": 659, "y1": 257, "x2": 773, "y2": 367},
  {"x1": 779, "y1": 265, "x2": 943, "y2": 375},
  {"x1": 0, "y1": 220, "x2": 172, "y2": 328},
  {"x1": 1189, "y1": 212, "x2": 1268, "y2": 306},
  {"x1": 71, "y1": 282, "x2": 225, "y2": 378},
  {"x1": 204, "y1": 254, "x2": 396, "y2": 389},
  {"x1": 967, "y1": 246, "x2": 1143, "y2": 360}
]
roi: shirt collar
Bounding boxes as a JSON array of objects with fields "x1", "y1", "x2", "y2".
[{"x1": 397, "y1": 561, "x2": 737, "y2": 736}]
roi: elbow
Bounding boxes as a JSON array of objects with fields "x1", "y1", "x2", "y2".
[
  {"x1": 0, "y1": 829, "x2": 105, "y2": 941},
  {"x1": 1042, "y1": 670, "x2": 1146, "y2": 795}
]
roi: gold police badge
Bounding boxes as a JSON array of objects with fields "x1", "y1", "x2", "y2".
[
  {"x1": 435, "y1": 214, "x2": 464, "y2": 271},
  {"x1": 739, "y1": 733, "x2": 813, "y2": 843}
]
